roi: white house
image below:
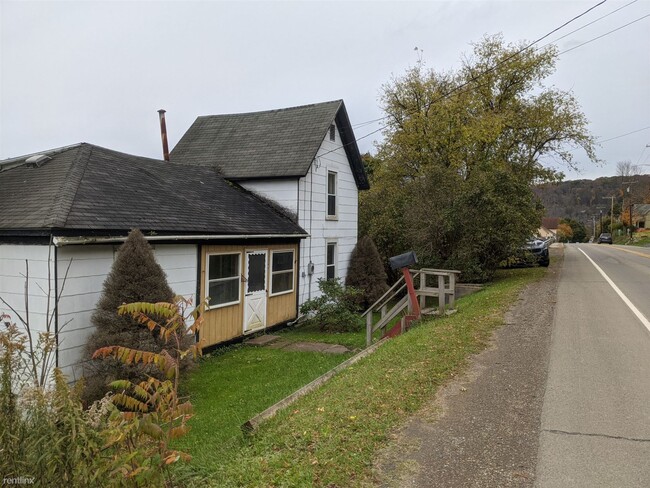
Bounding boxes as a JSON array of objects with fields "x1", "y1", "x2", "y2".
[
  {"x1": 0, "y1": 143, "x2": 307, "y2": 380},
  {"x1": 170, "y1": 100, "x2": 370, "y2": 305}
]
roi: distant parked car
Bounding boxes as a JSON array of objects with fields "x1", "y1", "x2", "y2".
[{"x1": 597, "y1": 233, "x2": 613, "y2": 244}]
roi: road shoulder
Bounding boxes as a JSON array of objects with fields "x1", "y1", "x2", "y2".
[{"x1": 374, "y1": 250, "x2": 562, "y2": 488}]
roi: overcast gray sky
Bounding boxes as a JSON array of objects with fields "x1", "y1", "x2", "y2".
[{"x1": 1, "y1": 0, "x2": 648, "y2": 180}]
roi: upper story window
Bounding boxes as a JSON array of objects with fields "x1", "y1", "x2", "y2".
[
  {"x1": 327, "y1": 171, "x2": 337, "y2": 218},
  {"x1": 270, "y1": 250, "x2": 295, "y2": 296},
  {"x1": 206, "y1": 253, "x2": 241, "y2": 309},
  {"x1": 329, "y1": 124, "x2": 336, "y2": 141}
]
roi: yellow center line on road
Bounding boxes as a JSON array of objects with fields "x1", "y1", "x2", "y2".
[{"x1": 609, "y1": 246, "x2": 650, "y2": 259}]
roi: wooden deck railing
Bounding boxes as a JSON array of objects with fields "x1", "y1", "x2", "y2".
[{"x1": 363, "y1": 268, "x2": 461, "y2": 346}]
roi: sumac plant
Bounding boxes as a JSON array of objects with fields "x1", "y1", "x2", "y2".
[{"x1": 93, "y1": 296, "x2": 203, "y2": 483}]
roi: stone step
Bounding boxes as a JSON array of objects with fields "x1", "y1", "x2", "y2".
[{"x1": 245, "y1": 334, "x2": 281, "y2": 346}]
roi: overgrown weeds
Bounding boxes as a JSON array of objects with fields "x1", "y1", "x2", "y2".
[{"x1": 0, "y1": 296, "x2": 202, "y2": 487}]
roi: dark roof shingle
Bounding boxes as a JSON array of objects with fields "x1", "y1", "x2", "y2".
[{"x1": 0, "y1": 143, "x2": 306, "y2": 237}]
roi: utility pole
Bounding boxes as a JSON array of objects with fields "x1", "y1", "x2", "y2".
[
  {"x1": 592, "y1": 215, "x2": 596, "y2": 238},
  {"x1": 599, "y1": 209, "x2": 603, "y2": 234},
  {"x1": 602, "y1": 196, "x2": 615, "y2": 234},
  {"x1": 622, "y1": 180, "x2": 637, "y2": 240}
]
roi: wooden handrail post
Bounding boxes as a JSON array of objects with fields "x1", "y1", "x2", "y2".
[
  {"x1": 402, "y1": 268, "x2": 421, "y2": 319},
  {"x1": 419, "y1": 270, "x2": 426, "y2": 310},
  {"x1": 366, "y1": 312, "x2": 373, "y2": 346},
  {"x1": 437, "y1": 274, "x2": 445, "y2": 313},
  {"x1": 448, "y1": 273, "x2": 456, "y2": 309}
]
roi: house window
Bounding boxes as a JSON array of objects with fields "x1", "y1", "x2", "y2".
[
  {"x1": 329, "y1": 124, "x2": 336, "y2": 141},
  {"x1": 326, "y1": 242, "x2": 337, "y2": 280},
  {"x1": 206, "y1": 253, "x2": 240, "y2": 308},
  {"x1": 270, "y1": 250, "x2": 294, "y2": 296},
  {"x1": 327, "y1": 171, "x2": 337, "y2": 218}
]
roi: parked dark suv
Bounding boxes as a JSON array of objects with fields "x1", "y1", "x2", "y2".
[{"x1": 597, "y1": 233, "x2": 613, "y2": 244}]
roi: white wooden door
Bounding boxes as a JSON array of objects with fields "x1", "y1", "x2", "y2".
[{"x1": 244, "y1": 250, "x2": 267, "y2": 333}]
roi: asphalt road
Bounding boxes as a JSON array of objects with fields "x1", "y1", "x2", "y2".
[{"x1": 535, "y1": 244, "x2": 650, "y2": 488}]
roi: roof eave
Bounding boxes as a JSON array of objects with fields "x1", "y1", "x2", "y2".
[{"x1": 52, "y1": 233, "x2": 309, "y2": 247}]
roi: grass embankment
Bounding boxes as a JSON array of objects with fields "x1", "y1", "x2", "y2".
[
  {"x1": 612, "y1": 229, "x2": 650, "y2": 247},
  {"x1": 178, "y1": 266, "x2": 546, "y2": 487},
  {"x1": 629, "y1": 229, "x2": 650, "y2": 247}
]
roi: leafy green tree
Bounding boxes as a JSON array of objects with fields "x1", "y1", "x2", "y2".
[
  {"x1": 557, "y1": 223, "x2": 573, "y2": 243},
  {"x1": 83, "y1": 229, "x2": 177, "y2": 404},
  {"x1": 362, "y1": 34, "x2": 597, "y2": 281},
  {"x1": 560, "y1": 218, "x2": 587, "y2": 242}
]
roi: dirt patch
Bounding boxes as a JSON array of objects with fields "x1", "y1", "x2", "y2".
[{"x1": 374, "y1": 251, "x2": 563, "y2": 488}]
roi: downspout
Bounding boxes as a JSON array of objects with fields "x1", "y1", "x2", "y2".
[
  {"x1": 308, "y1": 159, "x2": 315, "y2": 300},
  {"x1": 54, "y1": 242, "x2": 59, "y2": 369},
  {"x1": 295, "y1": 242, "x2": 301, "y2": 319},
  {"x1": 296, "y1": 180, "x2": 301, "y2": 306},
  {"x1": 195, "y1": 245, "x2": 201, "y2": 344}
]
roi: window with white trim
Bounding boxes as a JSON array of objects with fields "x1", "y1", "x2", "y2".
[
  {"x1": 326, "y1": 242, "x2": 337, "y2": 280},
  {"x1": 327, "y1": 171, "x2": 337, "y2": 218},
  {"x1": 270, "y1": 250, "x2": 294, "y2": 295},
  {"x1": 329, "y1": 124, "x2": 336, "y2": 141},
  {"x1": 206, "y1": 253, "x2": 240, "y2": 308}
]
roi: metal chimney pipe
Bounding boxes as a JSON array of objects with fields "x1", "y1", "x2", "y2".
[{"x1": 157, "y1": 109, "x2": 170, "y2": 161}]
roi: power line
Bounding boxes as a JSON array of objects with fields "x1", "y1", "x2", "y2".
[
  {"x1": 598, "y1": 126, "x2": 650, "y2": 143},
  {"x1": 559, "y1": 14, "x2": 650, "y2": 55},
  {"x1": 321, "y1": 1, "x2": 613, "y2": 159},
  {"x1": 540, "y1": 0, "x2": 639, "y2": 49},
  {"x1": 350, "y1": 1, "x2": 612, "y2": 133}
]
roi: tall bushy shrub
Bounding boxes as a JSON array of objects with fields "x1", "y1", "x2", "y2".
[
  {"x1": 345, "y1": 236, "x2": 389, "y2": 309},
  {"x1": 83, "y1": 229, "x2": 175, "y2": 404},
  {"x1": 300, "y1": 279, "x2": 364, "y2": 332}
]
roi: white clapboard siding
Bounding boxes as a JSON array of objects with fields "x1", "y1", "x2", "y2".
[
  {"x1": 56, "y1": 243, "x2": 198, "y2": 381},
  {"x1": 239, "y1": 179, "x2": 299, "y2": 214},
  {"x1": 297, "y1": 122, "x2": 359, "y2": 304},
  {"x1": 0, "y1": 244, "x2": 54, "y2": 334}
]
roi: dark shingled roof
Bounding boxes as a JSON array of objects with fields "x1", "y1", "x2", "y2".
[
  {"x1": 0, "y1": 143, "x2": 306, "y2": 237},
  {"x1": 170, "y1": 100, "x2": 369, "y2": 190}
]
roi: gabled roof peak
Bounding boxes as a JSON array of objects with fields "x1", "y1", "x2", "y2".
[
  {"x1": 170, "y1": 99, "x2": 369, "y2": 189},
  {"x1": 196, "y1": 99, "x2": 343, "y2": 119}
]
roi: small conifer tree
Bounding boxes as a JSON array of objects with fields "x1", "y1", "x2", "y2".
[
  {"x1": 345, "y1": 235, "x2": 389, "y2": 309},
  {"x1": 83, "y1": 229, "x2": 176, "y2": 404}
]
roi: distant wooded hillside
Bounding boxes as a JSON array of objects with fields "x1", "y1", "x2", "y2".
[{"x1": 534, "y1": 175, "x2": 650, "y2": 223}]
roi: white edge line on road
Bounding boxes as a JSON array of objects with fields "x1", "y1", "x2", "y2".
[{"x1": 578, "y1": 248, "x2": 650, "y2": 334}]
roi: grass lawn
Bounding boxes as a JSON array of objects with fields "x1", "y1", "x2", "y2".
[
  {"x1": 174, "y1": 266, "x2": 546, "y2": 487},
  {"x1": 173, "y1": 345, "x2": 350, "y2": 475},
  {"x1": 275, "y1": 324, "x2": 368, "y2": 350}
]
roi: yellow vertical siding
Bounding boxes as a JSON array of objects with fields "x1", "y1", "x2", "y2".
[{"x1": 199, "y1": 243, "x2": 298, "y2": 348}]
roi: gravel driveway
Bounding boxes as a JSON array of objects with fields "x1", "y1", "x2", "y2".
[{"x1": 375, "y1": 249, "x2": 562, "y2": 487}]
